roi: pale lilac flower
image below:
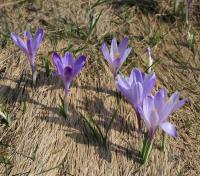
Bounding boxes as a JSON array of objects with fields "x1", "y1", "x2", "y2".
[
  {"x1": 101, "y1": 37, "x2": 132, "y2": 77},
  {"x1": 52, "y1": 52, "x2": 86, "y2": 95},
  {"x1": 139, "y1": 88, "x2": 187, "y2": 140},
  {"x1": 11, "y1": 28, "x2": 44, "y2": 75},
  {"x1": 116, "y1": 68, "x2": 156, "y2": 130}
]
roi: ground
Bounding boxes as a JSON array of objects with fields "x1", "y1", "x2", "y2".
[{"x1": 0, "y1": 0, "x2": 199, "y2": 175}]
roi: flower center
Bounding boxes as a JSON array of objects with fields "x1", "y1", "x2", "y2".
[
  {"x1": 24, "y1": 36, "x2": 28, "y2": 43},
  {"x1": 153, "y1": 108, "x2": 158, "y2": 113},
  {"x1": 114, "y1": 52, "x2": 121, "y2": 59}
]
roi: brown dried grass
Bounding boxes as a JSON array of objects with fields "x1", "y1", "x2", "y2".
[{"x1": 0, "y1": 0, "x2": 199, "y2": 175}]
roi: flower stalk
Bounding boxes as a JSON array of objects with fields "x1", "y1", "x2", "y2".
[{"x1": 161, "y1": 132, "x2": 167, "y2": 151}]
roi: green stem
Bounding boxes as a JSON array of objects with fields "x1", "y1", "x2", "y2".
[
  {"x1": 64, "y1": 95, "x2": 68, "y2": 117},
  {"x1": 142, "y1": 138, "x2": 153, "y2": 165},
  {"x1": 141, "y1": 132, "x2": 148, "y2": 160},
  {"x1": 161, "y1": 132, "x2": 167, "y2": 151}
]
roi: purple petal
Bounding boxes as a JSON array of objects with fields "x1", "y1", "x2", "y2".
[
  {"x1": 24, "y1": 31, "x2": 32, "y2": 40},
  {"x1": 116, "y1": 82, "x2": 131, "y2": 104},
  {"x1": 110, "y1": 38, "x2": 118, "y2": 61},
  {"x1": 119, "y1": 47, "x2": 132, "y2": 67},
  {"x1": 143, "y1": 72, "x2": 156, "y2": 97},
  {"x1": 101, "y1": 42, "x2": 112, "y2": 65},
  {"x1": 154, "y1": 88, "x2": 167, "y2": 114},
  {"x1": 27, "y1": 40, "x2": 35, "y2": 67},
  {"x1": 160, "y1": 122, "x2": 178, "y2": 138},
  {"x1": 52, "y1": 52, "x2": 63, "y2": 75},
  {"x1": 112, "y1": 58, "x2": 121, "y2": 74},
  {"x1": 62, "y1": 52, "x2": 74, "y2": 67},
  {"x1": 128, "y1": 82, "x2": 143, "y2": 109},
  {"x1": 73, "y1": 55, "x2": 86, "y2": 77},
  {"x1": 118, "y1": 37, "x2": 128, "y2": 55},
  {"x1": 149, "y1": 106, "x2": 159, "y2": 129},
  {"x1": 141, "y1": 96, "x2": 154, "y2": 125},
  {"x1": 33, "y1": 28, "x2": 44, "y2": 51},
  {"x1": 116, "y1": 74, "x2": 130, "y2": 89},
  {"x1": 132, "y1": 82, "x2": 143, "y2": 108},
  {"x1": 11, "y1": 32, "x2": 28, "y2": 54},
  {"x1": 159, "y1": 92, "x2": 178, "y2": 122},
  {"x1": 130, "y1": 68, "x2": 143, "y2": 85},
  {"x1": 63, "y1": 66, "x2": 73, "y2": 82},
  {"x1": 172, "y1": 99, "x2": 187, "y2": 113}
]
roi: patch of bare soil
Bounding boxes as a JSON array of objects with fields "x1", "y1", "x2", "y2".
[{"x1": 0, "y1": 0, "x2": 199, "y2": 175}]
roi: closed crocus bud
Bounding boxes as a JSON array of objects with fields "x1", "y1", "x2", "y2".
[
  {"x1": 11, "y1": 28, "x2": 44, "y2": 77},
  {"x1": 146, "y1": 47, "x2": 153, "y2": 73}
]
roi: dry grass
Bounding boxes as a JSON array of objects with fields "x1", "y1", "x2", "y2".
[{"x1": 0, "y1": 0, "x2": 200, "y2": 175}]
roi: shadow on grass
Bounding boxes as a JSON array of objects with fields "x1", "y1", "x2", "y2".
[
  {"x1": 111, "y1": 0, "x2": 159, "y2": 14},
  {"x1": 78, "y1": 96, "x2": 135, "y2": 134}
]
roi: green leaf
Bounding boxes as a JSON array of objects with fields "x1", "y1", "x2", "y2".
[{"x1": 45, "y1": 57, "x2": 50, "y2": 77}]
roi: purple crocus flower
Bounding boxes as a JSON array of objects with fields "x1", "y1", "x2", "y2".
[
  {"x1": 11, "y1": 28, "x2": 44, "y2": 75},
  {"x1": 52, "y1": 52, "x2": 86, "y2": 96},
  {"x1": 101, "y1": 37, "x2": 132, "y2": 77},
  {"x1": 139, "y1": 88, "x2": 187, "y2": 140},
  {"x1": 116, "y1": 68, "x2": 156, "y2": 130}
]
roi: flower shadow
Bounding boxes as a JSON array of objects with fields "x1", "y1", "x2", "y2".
[
  {"x1": 38, "y1": 101, "x2": 141, "y2": 164},
  {"x1": 78, "y1": 96, "x2": 135, "y2": 135}
]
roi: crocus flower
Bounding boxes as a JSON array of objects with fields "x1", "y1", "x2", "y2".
[
  {"x1": 52, "y1": 52, "x2": 86, "y2": 96},
  {"x1": 146, "y1": 47, "x2": 153, "y2": 73},
  {"x1": 139, "y1": 88, "x2": 187, "y2": 140},
  {"x1": 11, "y1": 28, "x2": 44, "y2": 76},
  {"x1": 116, "y1": 68, "x2": 156, "y2": 130},
  {"x1": 101, "y1": 37, "x2": 132, "y2": 77}
]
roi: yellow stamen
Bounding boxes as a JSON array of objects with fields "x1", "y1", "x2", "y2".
[
  {"x1": 114, "y1": 52, "x2": 121, "y2": 59},
  {"x1": 24, "y1": 36, "x2": 28, "y2": 43}
]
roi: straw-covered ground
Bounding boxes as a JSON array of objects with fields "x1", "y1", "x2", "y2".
[{"x1": 0, "y1": 0, "x2": 199, "y2": 175}]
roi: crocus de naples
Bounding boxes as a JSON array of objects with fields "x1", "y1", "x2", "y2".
[
  {"x1": 101, "y1": 37, "x2": 132, "y2": 77},
  {"x1": 11, "y1": 28, "x2": 44, "y2": 79},
  {"x1": 52, "y1": 52, "x2": 86, "y2": 96},
  {"x1": 116, "y1": 68, "x2": 156, "y2": 130},
  {"x1": 139, "y1": 88, "x2": 186, "y2": 164},
  {"x1": 139, "y1": 89, "x2": 186, "y2": 140}
]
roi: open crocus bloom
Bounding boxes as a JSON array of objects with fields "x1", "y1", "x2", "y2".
[
  {"x1": 52, "y1": 52, "x2": 86, "y2": 96},
  {"x1": 116, "y1": 68, "x2": 156, "y2": 130},
  {"x1": 101, "y1": 37, "x2": 132, "y2": 77},
  {"x1": 11, "y1": 28, "x2": 44, "y2": 75},
  {"x1": 139, "y1": 88, "x2": 187, "y2": 140}
]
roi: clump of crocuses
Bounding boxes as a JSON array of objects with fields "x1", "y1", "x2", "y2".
[
  {"x1": 11, "y1": 28, "x2": 44, "y2": 84},
  {"x1": 116, "y1": 68, "x2": 156, "y2": 132},
  {"x1": 101, "y1": 37, "x2": 132, "y2": 77},
  {"x1": 52, "y1": 51, "x2": 86, "y2": 96}
]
